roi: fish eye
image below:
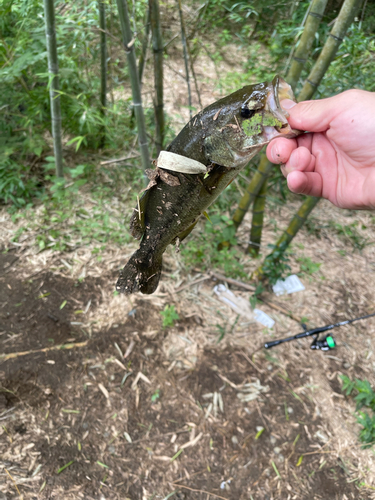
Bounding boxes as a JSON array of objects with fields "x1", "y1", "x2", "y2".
[{"x1": 240, "y1": 107, "x2": 255, "y2": 119}]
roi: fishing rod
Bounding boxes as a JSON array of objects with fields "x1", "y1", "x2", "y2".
[{"x1": 264, "y1": 311, "x2": 375, "y2": 351}]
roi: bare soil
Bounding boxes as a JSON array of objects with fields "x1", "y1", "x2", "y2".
[{"x1": 1, "y1": 196, "x2": 375, "y2": 500}]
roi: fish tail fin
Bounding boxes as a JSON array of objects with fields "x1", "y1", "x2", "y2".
[{"x1": 116, "y1": 250, "x2": 162, "y2": 295}]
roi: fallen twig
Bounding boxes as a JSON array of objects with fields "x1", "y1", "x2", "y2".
[
  {"x1": 175, "y1": 275, "x2": 210, "y2": 293},
  {"x1": 257, "y1": 297, "x2": 302, "y2": 324},
  {"x1": 0, "y1": 341, "x2": 89, "y2": 362},
  {"x1": 4, "y1": 468, "x2": 23, "y2": 498},
  {"x1": 210, "y1": 271, "x2": 255, "y2": 291},
  {"x1": 100, "y1": 154, "x2": 139, "y2": 165}
]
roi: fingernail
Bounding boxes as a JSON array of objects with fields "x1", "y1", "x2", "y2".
[{"x1": 280, "y1": 99, "x2": 297, "y2": 110}]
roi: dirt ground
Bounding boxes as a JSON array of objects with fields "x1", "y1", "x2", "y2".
[
  {"x1": 2, "y1": 33, "x2": 375, "y2": 500},
  {"x1": 1, "y1": 194, "x2": 375, "y2": 500}
]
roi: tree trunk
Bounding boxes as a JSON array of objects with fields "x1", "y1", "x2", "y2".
[
  {"x1": 43, "y1": 0, "x2": 63, "y2": 178},
  {"x1": 116, "y1": 0, "x2": 151, "y2": 172},
  {"x1": 99, "y1": 0, "x2": 107, "y2": 148},
  {"x1": 248, "y1": 176, "x2": 268, "y2": 255},
  {"x1": 286, "y1": 0, "x2": 329, "y2": 90},
  {"x1": 149, "y1": 0, "x2": 165, "y2": 154},
  {"x1": 299, "y1": 0, "x2": 363, "y2": 101},
  {"x1": 177, "y1": 0, "x2": 192, "y2": 118},
  {"x1": 138, "y1": 8, "x2": 151, "y2": 86},
  {"x1": 256, "y1": 196, "x2": 320, "y2": 279},
  {"x1": 232, "y1": 155, "x2": 274, "y2": 229}
]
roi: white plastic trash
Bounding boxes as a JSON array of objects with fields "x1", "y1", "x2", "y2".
[{"x1": 272, "y1": 274, "x2": 305, "y2": 296}]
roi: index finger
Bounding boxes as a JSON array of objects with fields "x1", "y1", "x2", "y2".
[{"x1": 266, "y1": 137, "x2": 297, "y2": 164}]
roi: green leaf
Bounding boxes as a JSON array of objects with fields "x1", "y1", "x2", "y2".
[
  {"x1": 96, "y1": 461, "x2": 109, "y2": 469},
  {"x1": 170, "y1": 449, "x2": 183, "y2": 462},
  {"x1": 255, "y1": 427, "x2": 264, "y2": 439},
  {"x1": 57, "y1": 461, "x2": 74, "y2": 474}
]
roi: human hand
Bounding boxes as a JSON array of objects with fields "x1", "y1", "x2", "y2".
[{"x1": 266, "y1": 89, "x2": 375, "y2": 210}]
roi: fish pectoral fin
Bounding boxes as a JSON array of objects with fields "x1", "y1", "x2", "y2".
[
  {"x1": 129, "y1": 190, "x2": 150, "y2": 240},
  {"x1": 176, "y1": 219, "x2": 200, "y2": 243},
  {"x1": 204, "y1": 134, "x2": 236, "y2": 168}
]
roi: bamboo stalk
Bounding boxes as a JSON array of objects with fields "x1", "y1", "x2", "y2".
[
  {"x1": 188, "y1": 42, "x2": 202, "y2": 110},
  {"x1": 232, "y1": 154, "x2": 274, "y2": 229},
  {"x1": 256, "y1": 196, "x2": 320, "y2": 279},
  {"x1": 286, "y1": 0, "x2": 328, "y2": 90},
  {"x1": 116, "y1": 0, "x2": 151, "y2": 172},
  {"x1": 43, "y1": 0, "x2": 63, "y2": 178},
  {"x1": 298, "y1": 0, "x2": 363, "y2": 101},
  {"x1": 138, "y1": 8, "x2": 151, "y2": 86},
  {"x1": 177, "y1": 0, "x2": 192, "y2": 118},
  {"x1": 99, "y1": 0, "x2": 107, "y2": 148},
  {"x1": 149, "y1": 0, "x2": 165, "y2": 154},
  {"x1": 248, "y1": 176, "x2": 268, "y2": 255}
]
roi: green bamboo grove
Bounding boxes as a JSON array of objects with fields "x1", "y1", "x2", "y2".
[
  {"x1": 245, "y1": 0, "x2": 328, "y2": 258},
  {"x1": 299, "y1": 0, "x2": 364, "y2": 101},
  {"x1": 233, "y1": 0, "x2": 328, "y2": 238}
]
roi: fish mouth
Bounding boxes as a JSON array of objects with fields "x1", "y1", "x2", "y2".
[{"x1": 262, "y1": 76, "x2": 297, "y2": 142}]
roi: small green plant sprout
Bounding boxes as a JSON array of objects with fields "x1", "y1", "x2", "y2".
[
  {"x1": 151, "y1": 389, "x2": 160, "y2": 402},
  {"x1": 340, "y1": 375, "x2": 375, "y2": 412},
  {"x1": 259, "y1": 242, "x2": 292, "y2": 285},
  {"x1": 297, "y1": 257, "x2": 321, "y2": 276},
  {"x1": 341, "y1": 375, "x2": 375, "y2": 448},
  {"x1": 160, "y1": 304, "x2": 179, "y2": 328},
  {"x1": 249, "y1": 282, "x2": 265, "y2": 309},
  {"x1": 328, "y1": 221, "x2": 369, "y2": 251},
  {"x1": 216, "y1": 323, "x2": 226, "y2": 343},
  {"x1": 356, "y1": 411, "x2": 375, "y2": 448}
]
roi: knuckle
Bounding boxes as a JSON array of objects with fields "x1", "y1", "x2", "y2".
[{"x1": 341, "y1": 88, "x2": 363, "y2": 102}]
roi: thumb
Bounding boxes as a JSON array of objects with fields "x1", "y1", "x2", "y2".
[{"x1": 281, "y1": 95, "x2": 343, "y2": 133}]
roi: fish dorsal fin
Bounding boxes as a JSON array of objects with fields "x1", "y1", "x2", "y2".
[{"x1": 129, "y1": 190, "x2": 150, "y2": 240}]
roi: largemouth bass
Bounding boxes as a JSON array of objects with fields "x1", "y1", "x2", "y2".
[{"x1": 117, "y1": 76, "x2": 299, "y2": 295}]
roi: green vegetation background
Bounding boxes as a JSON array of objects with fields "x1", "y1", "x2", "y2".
[{"x1": 0, "y1": 0, "x2": 374, "y2": 269}]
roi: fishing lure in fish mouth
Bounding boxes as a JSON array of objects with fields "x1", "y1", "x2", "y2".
[{"x1": 116, "y1": 76, "x2": 301, "y2": 295}]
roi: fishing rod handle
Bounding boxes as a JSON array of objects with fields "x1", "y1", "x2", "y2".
[{"x1": 264, "y1": 339, "x2": 283, "y2": 349}]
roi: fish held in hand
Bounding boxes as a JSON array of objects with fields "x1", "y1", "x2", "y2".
[{"x1": 117, "y1": 76, "x2": 299, "y2": 295}]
